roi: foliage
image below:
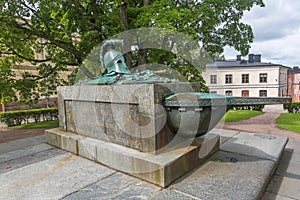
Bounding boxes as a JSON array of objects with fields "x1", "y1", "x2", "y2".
[
  {"x1": 0, "y1": 0, "x2": 264, "y2": 103},
  {"x1": 8, "y1": 120, "x2": 59, "y2": 129},
  {"x1": 283, "y1": 102, "x2": 300, "y2": 113},
  {"x1": 222, "y1": 110, "x2": 264, "y2": 122},
  {"x1": 276, "y1": 113, "x2": 300, "y2": 133},
  {"x1": 0, "y1": 108, "x2": 58, "y2": 126}
]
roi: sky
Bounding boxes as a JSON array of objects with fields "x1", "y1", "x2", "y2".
[{"x1": 223, "y1": 0, "x2": 300, "y2": 67}]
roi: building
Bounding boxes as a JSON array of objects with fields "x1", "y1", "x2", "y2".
[
  {"x1": 288, "y1": 66, "x2": 300, "y2": 102},
  {"x1": 202, "y1": 54, "x2": 289, "y2": 97}
]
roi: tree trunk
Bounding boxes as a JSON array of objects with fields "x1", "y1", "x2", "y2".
[{"x1": 120, "y1": 0, "x2": 133, "y2": 69}]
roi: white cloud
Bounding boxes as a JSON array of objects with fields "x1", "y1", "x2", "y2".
[{"x1": 224, "y1": 0, "x2": 300, "y2": 67}]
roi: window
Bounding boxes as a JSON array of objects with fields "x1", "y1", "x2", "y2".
[
  {"x1": 242, "y1": 74, "x2": 249, "y2": 83},
  {"x1": 259, "y1": 90, "x2": 267, "y2": 97},
  {"x1": 242, "y1": 90, "x2": 249, "y2": 97},
  {"x1": 225, "y1": 74, "x2": 233, "y2": 84},
  {"x1": 225, "y1": 90, "x2": 233, "y2": 96},
  {"x1": 210, "y1": 91, "x2": 217, "y2": 94},
  {"x1": 259, "y1": 73, "x2": 267, "y2": 83},
  {"x1": 210, "y1": 75, "x2": 217, "y2": 84}
]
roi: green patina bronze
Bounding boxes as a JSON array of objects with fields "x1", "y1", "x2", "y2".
[
  {"x1": 79, "y1": 39, "x2": 177, "y2": 85},
  {"x1": 81, "y1": 70, "x2": 178, "y2": 85},
  {"x1": 163, "y1": 92, "x2": 291, "y2": 137}
]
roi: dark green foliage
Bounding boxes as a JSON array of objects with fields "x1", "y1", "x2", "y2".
[
  {"x1": 284, "y1": 102, "x2": 300, "y2": 113},
  {"x1": 0, "y1": 0, "x2": 264, "y2": 104},
  {"x1": 0, "y1": 108, "x2": 58, "y2": 126}
]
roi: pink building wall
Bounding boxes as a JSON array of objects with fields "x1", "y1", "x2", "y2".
[{"x1": 288, "y1": 71, "x2": 300, "y2": 102}]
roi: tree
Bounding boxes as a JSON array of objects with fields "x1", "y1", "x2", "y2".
[{"x1": 0, "y1": 0, "x2": 264, "y2": 104}]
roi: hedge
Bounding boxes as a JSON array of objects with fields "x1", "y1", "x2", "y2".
[
  {"x1": 284, "y1": 102, "x2": 300, "y2": 113},
  {"x1": 0, "y1": 108, "x2": 58, "y2": 127}
]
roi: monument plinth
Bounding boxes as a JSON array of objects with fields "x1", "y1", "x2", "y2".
[{"x1": 46, "y1": 82, "x2": 220, "y2": 187}]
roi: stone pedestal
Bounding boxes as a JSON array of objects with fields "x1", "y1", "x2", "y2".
[{"x1": 46, "y1": 83, "x2": 220, "y2": 187}]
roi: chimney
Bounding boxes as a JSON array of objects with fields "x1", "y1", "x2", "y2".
[
  {"x1": 254, "y1": 54, "x2": 261, "y2": 62},
  {"x1": 248, "y1": 54, "x2": 254, "y2": 63},
  {"x1": 236, "y1": 55, "x2": 241, "y2": 61}
]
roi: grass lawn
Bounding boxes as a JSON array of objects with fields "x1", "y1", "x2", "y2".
[
  {"x1": 9, "y1": 120, "x2": 59, "y2": 129},
  {"x1": 276, "y1": 113, "x2": 300, "y2": 133},
  {"x1": 221, "y1": 110, "x2": 264, "y2": 122}
]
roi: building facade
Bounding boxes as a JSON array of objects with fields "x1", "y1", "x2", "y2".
[
  {"x1": 202, "y1": 54, "x2": 289, "y2": 97},
  {"x1": 288, "y1": 67, "x2": 300, "y2": 102}
]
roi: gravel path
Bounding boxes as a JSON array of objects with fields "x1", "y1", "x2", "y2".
[{"x1": 222, "y1": 105, "x2": 300, "y2": 140}]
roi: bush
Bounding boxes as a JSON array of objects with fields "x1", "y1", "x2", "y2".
[
  {"x1": 284, "y1": 102, "x2": 300, "y2": 113},
  {"x1": 232, "y1": 105, "x2": 265, "y2": 111},
  {"x1": 0, "y1": 108, "x2": 58, "y2": 127}
]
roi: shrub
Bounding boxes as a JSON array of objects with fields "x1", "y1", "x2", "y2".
[
  {"x1": 0, "y1": 108, "x2": 58, "y2": 126},
  {"x1": 284, "y1": 102, "x2": 300, "y2": 113}
]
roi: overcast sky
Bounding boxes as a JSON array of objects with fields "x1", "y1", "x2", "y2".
[{"x1": 224, "y1": 0, "x2": 300, "y2": 67}]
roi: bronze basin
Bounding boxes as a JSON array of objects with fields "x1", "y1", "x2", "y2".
[{"x1": 163, "y1": 92, "x2": 291, "y2": 138}]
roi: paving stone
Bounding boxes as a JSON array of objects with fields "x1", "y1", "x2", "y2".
[
  {"x1": 261, "y1": 192, "x2": 295, "y2": 200},
  {"x1": 0, "y1": 148, "x2": 66, "y2": 174},
  {"x1": 221, "y1": 131, "x2": 288, "y2": 161},
  {"x1": 275, "y1": 161, "x2": 300, "y2": 179},
  {"x1": 151, "y1": 189, "x2": 198, "y2": 200},
  {"x1": 0, "y1": 153, "x2": 115, "y2": 200},
  {"x1": 210, "y1": 128, "x2": 239, "y2": 144},
  {"x1": 280, "y1": 149, "x2": 300, "y2": 164},
  {"x1": 285, "y1": 139, "x2": 300, "y2": 153},
  {"x1": 171, "y1": 151, "x2": 275, "y2": 200},
  {"x1": 0, "y1": 143, "x2": 54, "y2": 163},
  {"x1": 0, "y1": 135, "x2": 45, "y2": 154},
  {"x1": 63, "y1": 173, "x2": 160, "y2": 200},
  {"x1": 266, "y1": 175, "x2": 300, "y2": 200}
]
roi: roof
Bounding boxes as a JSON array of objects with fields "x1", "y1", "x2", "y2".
[
  {"x1": 206, "y1": 60, "x2": 287, "y2": 68},
  {"x1": 288, "y1": 67, "x2": 300, "y2": 74}
]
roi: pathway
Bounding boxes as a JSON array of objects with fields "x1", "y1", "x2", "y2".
[{"x1": 222, "y1": 104, "x2": 300, "y2": 140}]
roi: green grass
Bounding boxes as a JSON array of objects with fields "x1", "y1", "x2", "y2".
[
  {"x1": 221, "y1": 110, "x2": 264, "y2": 122},
  {"x1": 276, "y1": 113, "x2": 300, "y2": 133},
  {"x1": 9, "y1": 120, "x2": 59, "y2": 129}
]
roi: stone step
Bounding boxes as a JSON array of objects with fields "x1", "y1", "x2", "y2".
[
  {"x1": 0, "y1": 129, "x2": 289, "y2": 199},
  {"x1": 45, "y1": 128, "x2": 220, "y2": 187}
]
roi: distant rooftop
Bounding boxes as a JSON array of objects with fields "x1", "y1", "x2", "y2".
[
  {"x1": 288, "y1": 66, "x2": 300, "y2": 74},
  {"x1": 207, "y1": 54, "x2": 286, "y2": 68}
]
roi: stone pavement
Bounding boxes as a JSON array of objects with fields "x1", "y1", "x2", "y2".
[
  {"x1": 0, "y1": 104, "x2": 299, "y2": 199},
  {"x1": 0, "y1": 128, "x2": 297, "y2": 200}
]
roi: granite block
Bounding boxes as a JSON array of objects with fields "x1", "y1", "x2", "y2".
[
  {"x1": 0, "y1": 143, "x2": 54, "y2": 163},
  {"x1": 63, "y1": 173, "x2": 160, "y2": 200},
  {"x1": 0, "y1": 135, "x2": 45, "y2": 154},
  {"x1": 57, "y1": 83, "x2": 201, "y2": 153},
  {"x1": 45, "y1": 128, "x2": 85, "y2": 154},
  {"x1": 0, "y1": 148, "x2": 66, "y2": 174},
  {"x1": 151, "y1": 189, "x2": 198, "y2": 200},
  {"x1": 210, "y1": 128, "x2": 239, "y2": 144},
  {"x1": 261, "y1": 192, "x2": 295, "y2": 200},
  {"x1": 266, "y1": 175, "x2": 300, "y2": 200},
  {"x1": 221, "y1": 131, "x2": 288, "y2": 161},
  {"x1": 45, "y1": 128, "x2": 219, "y2": 187},
  {"x1": 171, "y1": 151, "x2": 276, "y2": 200},
  {"x1": 0, "y1": 153, "x2": 115, "y2": 200}
]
